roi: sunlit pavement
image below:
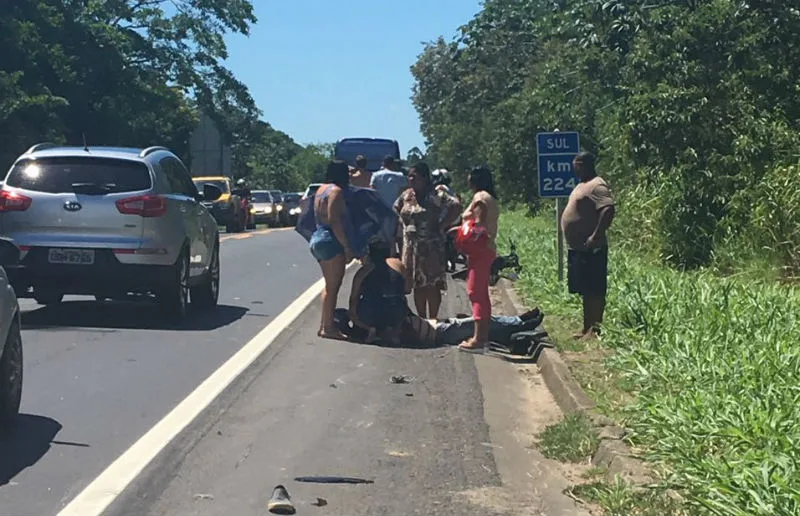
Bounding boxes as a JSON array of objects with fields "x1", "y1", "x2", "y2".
[{"x1": 0, "y1": 227, "x2": 317, "y2": 516}]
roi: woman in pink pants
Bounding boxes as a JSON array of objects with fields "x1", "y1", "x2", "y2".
[{"x1": 458, "y1": 166, "x2": 500, "y2": 353}]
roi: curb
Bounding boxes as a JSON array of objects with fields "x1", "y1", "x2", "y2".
[{"x1": 495, "y1": 278, "x2": 650, "y2": 485}]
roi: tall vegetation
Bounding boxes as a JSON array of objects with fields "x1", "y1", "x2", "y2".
[
  {"x1": 411, "y1": 0, "x2": 800, "y2": 274},
  {"x1": 0, "y1": 0, "x2": 325, "y2": 191}
]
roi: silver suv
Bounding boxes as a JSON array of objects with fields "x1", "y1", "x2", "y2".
[{"x1": 0, "y1": 144, "x2": 224, "y2": 321}]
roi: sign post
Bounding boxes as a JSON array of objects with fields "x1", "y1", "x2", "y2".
[{"x1": 536, "y1": 131, "x2": 581, "y2": 282}]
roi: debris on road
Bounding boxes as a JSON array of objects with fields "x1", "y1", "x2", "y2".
[
  {"x1": 312, "y1": 497, "x2": 328, "y2": 507},
  {"x1": 390, "y1": 375, "x2": 412, "y2": 384},
  {"x1": 193, "y1": 493, "x2": 214, "y2": 501},
  {"x1": 267, "y1": 485, "x2": 296, "y2": 515},
  {"x1": 294, "y1": 476, "x2": 375, "y2": 484}
]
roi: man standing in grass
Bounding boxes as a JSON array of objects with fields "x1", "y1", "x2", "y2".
[{"x1": 561, "y1": 151, "x2": 615, "y2": 339}]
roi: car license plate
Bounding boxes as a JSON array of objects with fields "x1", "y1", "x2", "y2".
[{"x1": 48, "y1": 248, "x2": 95, "y2": 265}]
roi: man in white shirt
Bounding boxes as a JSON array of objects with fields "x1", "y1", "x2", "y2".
[{"x1": 370, "y1": 155, "x2": 408, "y2": 208}]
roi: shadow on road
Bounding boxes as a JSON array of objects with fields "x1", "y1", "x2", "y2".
[
  {"x1": 0, "y1": 414, "x2": 63, "y2": 486},
  {"x1": 21, "y1": 301, "x2": 249, "y2": 331}
]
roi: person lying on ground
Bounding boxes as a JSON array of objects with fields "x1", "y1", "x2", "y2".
[
  {"x1": 348, "y1": 240, "x2": 412, "y2": 344},
  {"x1": 401, "y1": 308, "x2": 543, "y2": 348},
  {"x1": 333, "y1": 306, "x2": 543, "y2": 348}
]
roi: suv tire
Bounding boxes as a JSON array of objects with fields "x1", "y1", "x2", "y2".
[
  {"x1": 34, "y1": 289, "x2": 63, "y2": 306},
  {"x1": 0, "y1": 320, "x2": 23, "y2": 430},
  {"x1": 159, "y1": 247, "x2": 190, "y2": 322},
  {"x1": 191, "y1": 242, "x2": 219, "y2": 310}
]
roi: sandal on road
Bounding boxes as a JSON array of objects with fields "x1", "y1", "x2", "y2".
[
  {"x1": 267, "y1": 485, "x2": 296, "y2": 515},
  {"x1": 458, "y1": 341, "x2": 486, "y2": 354}
]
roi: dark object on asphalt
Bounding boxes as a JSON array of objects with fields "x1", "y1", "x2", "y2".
[
  {"x1": 294, "y1": 476, "x2": 375, "y2": 484},
  {"x1": 267, "y1": 485, "x2": 296, "y2": 514},
  {"x1": 312, "y1": 497, "x2": 328, "y2": 507},
  {"x1": 390, "y1": 375, "x2": 410, "y2": 384},
  {"x1": 488, "y1": 327, "x2": 553, "y2": 362},
  {"x1": 333, "y1": 308, "x2": 368, "y2": 342},
  {"x1": 490, "y1": 239, "x2": 522, "y2": 286}
]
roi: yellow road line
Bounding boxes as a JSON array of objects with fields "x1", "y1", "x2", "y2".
[{"x1": 219, "y1": 226, "x2": 292, "y2": 242}]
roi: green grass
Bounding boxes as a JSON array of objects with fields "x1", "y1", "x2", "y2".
[
  {"x1": 538, "y1": 413, "x2": 600, "y2": 463},
  {"x1": 569, "y1": 479, "x2": 687, "y2": 516},
  {"x1": 499, "y1": 209, "x2": 800, "y2": 515}
]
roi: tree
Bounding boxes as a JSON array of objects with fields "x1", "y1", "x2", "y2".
[
  {"x1": 411, "y1": 0, "x2": 800, "y2": 270},
  {"x1": 406, "y1": 146, "x2": 425, "y2": 166},
  {"x1": 0, "y1": 0, "x2": 258, "y2": 167}
]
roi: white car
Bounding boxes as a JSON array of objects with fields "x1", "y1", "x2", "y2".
[
  {"x1": 302, "y1": 183, "x2": 322, "y2": 201},
  {"x1": 0, "y1": 144, "x2": 223, "y2": 321},
  {"x1": 0, "y1": 238, "x2": 22, "y2": 431}
]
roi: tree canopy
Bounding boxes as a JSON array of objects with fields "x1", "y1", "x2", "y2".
[
  {"x1": 0, "y1": 0, "x2": 325, "y2": 192},
  {"x1": 411, "y1": 0, "x2": 800, "y2": 272}
]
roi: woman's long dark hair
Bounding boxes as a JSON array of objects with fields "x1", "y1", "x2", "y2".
[
  {"x1": 368, "y1": 241, "x2": 390, "y2": 270},
  {"x1": 362, "y1": 241, "x2": 395, "y2": 297},
  {"x1": 410, "y1": 162, "x2": 431, "y2": 185},
  {"x1": 469, "y1": 165, "x2": 497, "y2": 199},
  {"x1": 326, "y1": 160, "x2": 350, "y2": 188}
]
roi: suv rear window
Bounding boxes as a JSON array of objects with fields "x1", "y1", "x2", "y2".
[
  {"x1": 193, "y1": 179, "x2": 230, "y2": 194},
  {"x1": 6, "y1": 157, "x2": 152, "y2": 194}
]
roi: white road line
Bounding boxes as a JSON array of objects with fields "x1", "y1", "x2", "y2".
[{"x1": 57, "y1": 276, "x2": 326, "y2": 516}]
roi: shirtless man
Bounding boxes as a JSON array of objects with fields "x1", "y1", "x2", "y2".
[{"x1": 349, "y1": 155, "x2": 372, "y2": 188}]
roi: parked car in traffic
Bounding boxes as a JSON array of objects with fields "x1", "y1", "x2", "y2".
[
  {"x1": 250, "y1": 190, "x2": 281, "y2": 227},
  {"x1": 0, "y1": 238, "x2": 22, "y2": 431},
  {"x1": 0, "y1": 143, "x2": 224, "y2": 321},
  {"x1": 281, "y1": 192, "x2": 302, "y2": 226},
  {"x1": 267, "y1": 190, "x2": 286, "y2": 223},
  {"x1": 191, "y1": 176, "x2": 246, "y2": 233}
]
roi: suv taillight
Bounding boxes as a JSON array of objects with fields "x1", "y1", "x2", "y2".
[
  {"x1": 0, "y1": 189, "x2": 32, "y2": 212},
  {"x1": 116, "y1": 195, "x2": 167, "y2": 217}
]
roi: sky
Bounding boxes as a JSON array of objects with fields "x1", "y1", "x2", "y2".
[{"x1": 224, "y1": 0, "x2": 483, "y2": 156}]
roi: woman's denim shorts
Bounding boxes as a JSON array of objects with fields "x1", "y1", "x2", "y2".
[{"x1": 309, "y1": 226, "x2": 344, "y2": 261}]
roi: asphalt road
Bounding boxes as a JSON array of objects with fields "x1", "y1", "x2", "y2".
[
  {"x1": 0, "y1": 227, "x2": 318, "y2": 516},
  {"x1": 116, "y1": 275, "x2": 504, "y2": 516}
]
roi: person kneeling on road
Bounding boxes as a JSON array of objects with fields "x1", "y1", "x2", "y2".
[{"x1": 348, "y1": 240, "x2": 412, "y2": 344}]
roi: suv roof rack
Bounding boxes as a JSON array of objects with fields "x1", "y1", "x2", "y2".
[
  {"x1": 139, "y1": 146, "x2": 170, "y2": 158},
  {"x1": 25, "y1": 142, "x2": 60, "y2": 154}
]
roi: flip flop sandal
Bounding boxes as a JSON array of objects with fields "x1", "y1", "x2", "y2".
[{"x1": 458, "y1": 343, "x2": 486, "y2": 354}]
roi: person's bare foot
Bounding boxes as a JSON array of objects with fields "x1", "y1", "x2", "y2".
[
  {"x1": 572, "y1": 331, "x2": 586, "y2": 340},
  {"x1": 458, "y1": 337, "x2": 476, "y2": 348},
  {"x1": 579, "y1": 329, "x2": 599, "y2": 341},
  {"x1": 318, "y1": 328, "x2": 349, "y2": 341}
]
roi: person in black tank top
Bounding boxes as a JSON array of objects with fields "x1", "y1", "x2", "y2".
[{"x1": 349, "y1": 241, "x2": 411, "y2": 343}]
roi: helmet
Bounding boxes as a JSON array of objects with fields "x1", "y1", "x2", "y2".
[
  {"x1": 236, "y1": 178, "x2": 246, "y2": 187},
  {"x1": 432, "y1": 169, "x2": 451, "y2": 186}
]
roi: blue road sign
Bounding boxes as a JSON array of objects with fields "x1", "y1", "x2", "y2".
[{"x1": 536, "y1": 131, "x2": 581, "y2": 198}]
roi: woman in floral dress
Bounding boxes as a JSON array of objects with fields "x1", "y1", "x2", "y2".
[{"x1": 393, "y1": 162, "x2": 461, "y2": 318}]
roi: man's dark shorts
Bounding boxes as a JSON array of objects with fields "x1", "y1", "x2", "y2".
[{"x1": 567, "y1": 247, "x2": 608, "y2": 297}]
